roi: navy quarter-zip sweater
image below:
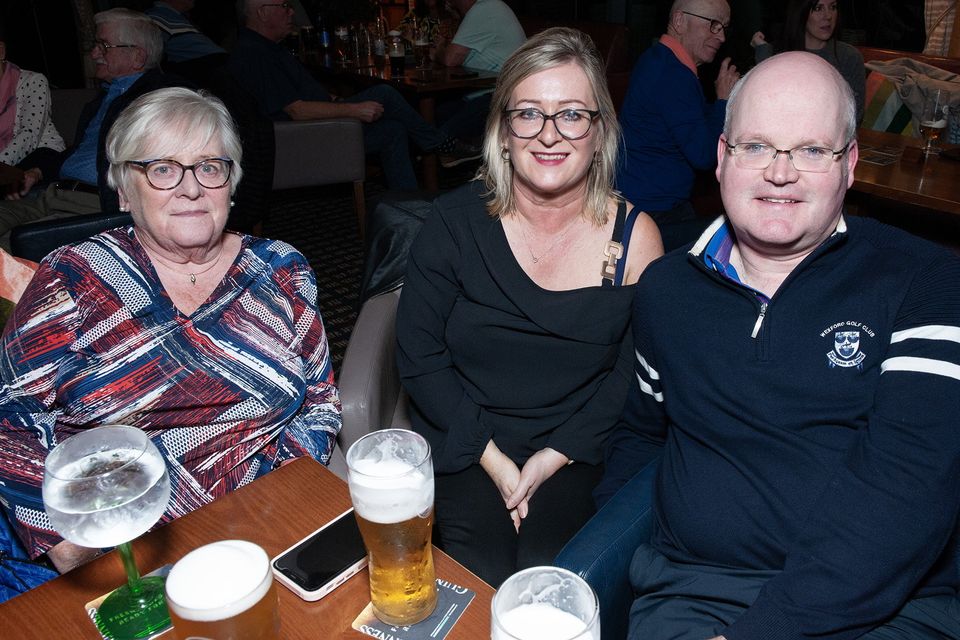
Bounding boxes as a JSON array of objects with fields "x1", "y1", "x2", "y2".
[{"x1": 598, "y1": 215, "x2": 960, "y2": 640}]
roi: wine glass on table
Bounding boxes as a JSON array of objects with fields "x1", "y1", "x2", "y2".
[
  {"x1": 919, "y1": 89, "x2": 948, "y2": 156},
  {"x1": 42, "y1": 425, "x2": 172, "y2": 639}
]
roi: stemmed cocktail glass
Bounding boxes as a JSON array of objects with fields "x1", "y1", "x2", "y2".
[{"x1": 42, "y1": 425, "x2": 172, "y2": 639}]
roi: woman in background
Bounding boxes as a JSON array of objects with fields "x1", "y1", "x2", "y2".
[
  {"x1": 751, "y1": 0, "x2": 865, "y2": 122},
  {"x1": 396, "y1": 27, "x2": 663, "y2": 587},
  {"x1": 0, "y1": 27, "x2": 65, "y2": 166}
]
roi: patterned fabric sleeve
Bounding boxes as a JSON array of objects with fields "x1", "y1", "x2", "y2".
[
  {"x1": 0, "y1": 71, "x2": 65, "y2": 165},
  {"x1": 273, "y1": 256, "x2": 341, "y2": 464},
  {"x1": 0, "y1": 250, "x2": 80, "y2": 557}
]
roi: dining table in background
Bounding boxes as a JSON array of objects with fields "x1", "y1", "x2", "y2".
[
  {"x1": 853, "y1": 128, "x2": 960, "y2": 217},
  {"x1": 0, "y1": 457, "x2": 495, "y2": 639},
  {"x1": 309, "y1": 56, "x2": 498, "y2": 191}
]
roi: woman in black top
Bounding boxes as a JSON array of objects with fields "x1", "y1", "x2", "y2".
[{"x1": 396, "y1": 27, "x2": 663, "y2": 586}]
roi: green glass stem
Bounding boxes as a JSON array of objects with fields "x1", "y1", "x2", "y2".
[{"x1": 117, "y1": 541, "x2": 143, "y2": 596}]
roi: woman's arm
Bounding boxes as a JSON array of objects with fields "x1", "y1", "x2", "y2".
[
  {"x1": 0, "y1": 255, "x2": 79, "y2": 559},
  {"x1": 274, "y1": 257, "x2": 341, "y2": 465},
  {"x1": 396, "y1": 201, "x2": 493, "y2": 473}
]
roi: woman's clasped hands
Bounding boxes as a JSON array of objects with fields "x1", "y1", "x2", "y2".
[{"x1": 480, "y1": 440, "x2": 569, "y2": 532}]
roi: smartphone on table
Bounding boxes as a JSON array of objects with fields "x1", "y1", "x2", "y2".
[{"x1": 271, "y1": 508, "x2": 368, "y2": 601}]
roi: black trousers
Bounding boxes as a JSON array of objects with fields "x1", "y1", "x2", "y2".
[{"x1": 433, "y1": 462, "x2": 603, "y2": 588}]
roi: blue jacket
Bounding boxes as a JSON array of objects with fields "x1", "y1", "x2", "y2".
[
  {"x1": 616, "y1": 42, "x2": 726, "y2": 212},
  {"x1": 599, "y1": 215, "x2": 960, "y2": 640}
]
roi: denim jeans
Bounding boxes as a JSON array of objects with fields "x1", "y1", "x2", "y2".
[{"x1": 345, "y1": 84, "x2": 447, "y2": 191}]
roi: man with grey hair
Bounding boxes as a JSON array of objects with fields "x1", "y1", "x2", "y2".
[
  {"x1": 617, "y1": 0, "x2": 739, "y2": 249},
  {"x1": 597, "y1": 52, "x2": 960, "y2": 639},
  {"x1": 1, "y1": 8, "x2": 181, "y2": 241}
]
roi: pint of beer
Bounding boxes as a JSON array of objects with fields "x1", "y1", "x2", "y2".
[
  {"x1": 347, "y1": 429, "x2": 437, "y2": 626},
  {"x1": 165, "y1": 540, "x2": 280, "y2": 640},
  {"x1": 491, "y1": 567, "x2": 600, "y2": 640}
]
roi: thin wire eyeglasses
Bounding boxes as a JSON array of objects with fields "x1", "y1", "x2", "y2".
[
  {"x1": 93, "y1": 40, "x2": 139, "y2": 54},
  {"x1": 724, "y1": 141, "x2": 851, "y2": 172},
  {"x1": 503, "y1": 108, "x2": 601, "y2": 141},
  {"x1": 681, "y1": 11, "x2": 730, "y2": 35},
  {"x1": 125, "y1": 158, "x2": 234, "y2": 190},
  {"x1": 260, "y1": 2, "x2": 293, "y2": 9}
]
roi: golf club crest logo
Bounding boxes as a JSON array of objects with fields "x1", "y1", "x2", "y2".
[{"x1": 821, "y1": 320, "x2": 873, "y2": 369}]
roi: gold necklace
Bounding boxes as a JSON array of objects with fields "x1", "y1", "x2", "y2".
[
  {"x1": 518, "y1": 215, "x2": 580, "y2": 263},
  {"x1": 142, "y1": 242, "x2": 225, "y2": 286}
]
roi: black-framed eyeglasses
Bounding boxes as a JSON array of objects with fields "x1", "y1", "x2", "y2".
[
  {"x1": 126, "y1": 158, "x2": 234, "y2": 190},
  {"x1": 260, "y1": 1, "x2": 293, "y2": 9},
  {"x1": 724, "y1": 141, "x2": 851, "y2": 173},
  {"x1": 92, "y1": 39, "x2": 139, "y2": 54},
  {"x1": 681, "y1": 11, "x2": 730, "y2": 35},
  {"x1": 503, "y1": 108, "x2": 601, "y2": 140}
]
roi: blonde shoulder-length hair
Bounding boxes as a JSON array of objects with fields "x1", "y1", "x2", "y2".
[{"x1": 477, "y1": 27, "x2": 622, "y2": 225}]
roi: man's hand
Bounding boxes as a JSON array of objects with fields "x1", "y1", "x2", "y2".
[
  {"x1": 6, "y1": 167, "x2": 41, "y2": 200},
  {"x1": 715, "y1": 57, "x2": 740, "y2": 101},
  {"x1": 47, "y1": 539, "x2": 100, "y2": 573},
  {"x1": 506, "y1": 447, "x2": 569, "y2": 513},
  {"x1": 750, "y1": 31, "x2": 767, "y2": 48},
  {"x1": 348, "y1": 101, "x2": 384, "y2": 123},
  {"x1": 479, "y1": 440, "x2": 526, "y2": 531}
]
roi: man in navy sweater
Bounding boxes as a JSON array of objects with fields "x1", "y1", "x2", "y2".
[
  {"x1": 598, "y1": 52, "x2": 960, "y2": 640},
  {"x1": 617, "y1": 0, "x2": 739, "y2": 241}
]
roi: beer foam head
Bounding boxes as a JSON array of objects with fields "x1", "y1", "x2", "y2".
[
  {"x1": 347, "y1": 432, "x2": 434, "y2": 524},
  {"x1": 166, "y1": 540, "x2": 272, "y2": 622}
]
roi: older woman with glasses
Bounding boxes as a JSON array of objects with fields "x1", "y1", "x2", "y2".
[
  {"x1": 0, "y1": 87, "x2": 341, "y2": 573},
  {"x1": 396, "y1": 27, "x2": 663, "y2": 586}
]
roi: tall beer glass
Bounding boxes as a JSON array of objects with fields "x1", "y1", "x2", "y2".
[
  {"x1": 165, "y1": 540, "x2": 280, "y2": 640},
  {"x1": 491, "y1": 566, "x2": 600, "y2": 640},
  {"x1": 347, "y1": 429, "x2": 437, "y2": 626}
]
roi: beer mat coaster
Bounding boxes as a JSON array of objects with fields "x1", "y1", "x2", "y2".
[
  {"x1": 85, "y1": 564, "x2": 173, "y2": 640},
  {"x1": 351, "y1": 578, "x2": 476, "y2": 640},
  {"x1": 859, "y1": 149, "x2": 901, "y2": 166}
]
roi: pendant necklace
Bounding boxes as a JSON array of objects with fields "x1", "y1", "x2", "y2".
[
  {"x1": 518, "y1": 215, "x2": 580, "y2": 264},
  {"x1": 144, "y1": 242, "x2": 225, "y2": 286}
]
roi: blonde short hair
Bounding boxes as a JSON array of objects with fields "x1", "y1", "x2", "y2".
[
  {"x1": 106, "y1": 87, "x2": 244, "y2": 197},
  {"x1": 478, "y1": 27, "x2": 621, "y2": 225}
]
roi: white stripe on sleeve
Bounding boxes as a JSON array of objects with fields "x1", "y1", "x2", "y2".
[
  {"x1": 880, "y1": 356, "x2": 960, "y2": 381},
  {"x1": 890, "y1": 325, "x2": 960, "y2": 345}
]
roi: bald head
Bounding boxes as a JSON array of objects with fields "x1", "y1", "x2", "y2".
[{"x1": 725, "y1": 52, "x2": 855, "y2": 144}]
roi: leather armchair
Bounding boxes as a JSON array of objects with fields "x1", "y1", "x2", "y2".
[
  {"x1": 272, "y1": 119, "x2": 367, "y2": 236},
  {"x1": 554, "y1": 460, "x2": 659, "y2": 640},
  {"x1": 10, "y1": 212, "x2": 134, "y2": 263},
  {"x1": 51, "y1": 88, "x2": 99, "y2": 147},
  {"x1": 327, "y1": 287, "x2": 409, "y2": 479}
]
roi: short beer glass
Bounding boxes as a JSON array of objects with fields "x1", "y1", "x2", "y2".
[
  {"x1": 165, "y1": 540, "x2": 280, "y2": 640},
  {"x1": 491, "y1": 566, "x2": 600, "y2": 640},
  {"x1": 347, "y1": 429, "x2": 437, "y2": 625}
]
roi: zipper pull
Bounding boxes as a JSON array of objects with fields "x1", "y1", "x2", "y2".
[{"x1": 751, "y1": 302, "x2": 767, "y2": 339}]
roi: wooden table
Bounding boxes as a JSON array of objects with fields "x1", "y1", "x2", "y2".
[
  {"x1": 311, "y1": 57, "x2": 498, "y2": 190},
  {"x1": 853, "y1": 128, "x2": 960, "y2": 216},
  {"x1": 0, "y1": 458, "x2": 494, "y2": 639}
]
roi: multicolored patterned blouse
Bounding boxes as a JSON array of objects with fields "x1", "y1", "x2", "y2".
[{"x1": 0, "y1": 227, "x2": 341, "y2": 558}]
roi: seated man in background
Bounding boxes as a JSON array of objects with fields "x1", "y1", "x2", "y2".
[
  {"x1": 147, "y1": 0, "x2": 228, "y2": 69},
  {"x1": 432, "y1": 0, "x2": 525, "y2": 144},
  {"x1": 617, "y1": 0, "x2": 738, "y2": 246},
  {"x1": 230, "y1": 0, "x2": 478, "y2": 191},
  {"x1": 597, "y1": 51, "x2": 960, "y2": 640},
  {"x1": 0, "y1": 8, "x2": 178, "y2": 240}
]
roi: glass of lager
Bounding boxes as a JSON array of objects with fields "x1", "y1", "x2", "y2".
[
  {"x1": 347, "y1": 429, "x2": 437, "y2": 626},
  {"x1": 491, "y1": 566, "x2": 600, "y2": 640},
  {"x1": 165, "y1": 540, "x2": 280, "y2": 640}
]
